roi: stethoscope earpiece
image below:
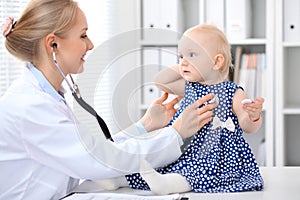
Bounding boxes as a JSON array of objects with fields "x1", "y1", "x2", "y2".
[
  {"x1": 52, "y1": 43, "x2": 58, "y2": 49},
  {"x1": 52, "y1": 43, "x2": 58, "y2": 62}
]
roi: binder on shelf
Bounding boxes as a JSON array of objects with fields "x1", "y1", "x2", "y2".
[
  {"x1": 142, "y1": 48, "x2": 160, "y2": 106},
  {"x1": 142, "y1": 0, "x2": 182, "y2": 42},
  {"x1": 256, "y1": 53, "x2": 263, "y2": 98},
  {"x1": 160, "y1": 47, "x2": 178, "y2": 103},
  {"x1": 238, "y1": 53, "x2": 266, "y2": 99},
  {"x1": 225, "y1": 0, "x2": 252, "y2": 41},
  {"x1": 142, "y1": 0, "x2": 160, "y2": 41},
  {"x1": 247, "y1": 54, "x2": 256, "y2": 99},
  {"x1": 160, "y1": 47, "x2": 178, "y2": 69},
  {"x1": 256, "y1": 53, "x2": 267, "y2": 98},
  {"x1": 160, "y1": 0, "x2": 182, "y2": 36},
  {"x1": 142, "y1": 48, "x2": 160, "y2": 83},
  {"x1": 142, "y1": 0, "x2": 160, "y2": 29},
  {"x1": 283, "y1": 0, "x2": 300, "y2": 42},
  {"x1": 238, "y1": 54, "x2": 255, "y2": 99},
  {"x1": 204, "y1": 0, "x2": 225, "y2": 31},
  {"x1": 233, "y1": 46, "x2": 243, "y2": 83},
  {"x1": 143, "y1": 84, "x2": 160, "y2": 106}
]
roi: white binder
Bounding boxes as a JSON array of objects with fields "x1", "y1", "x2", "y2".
[
  {"x1": 143, "y1": 48, "x2": 160, "y2": 83},
  {"x1": 143, "y1": 84, "x2": 160, "y2": 106},
  {"x1": 160, "y1": 0, "x2": 182, "y2": 40},
  {"x1": 142, "y1": 0, "x2": 182, "y2": 41},
  {"x1": 226, "y1": 0, "x2": 252, "y2": 41},
  {"x1": 160, "y1": 47, "x2": 178, "y2": 103},
  {"x1": 283, "y1": 0, "x2": 300, "y2": 42},
  {"x1": 142, "y1": 48, "x2": 160, "y2": 106},
  {"x1": 160, "y1": 47, "x2": 178, "y2": 69},
  {"x1": 238, "y1": 53, "x2": 256, "y2": 99},
  {"x1": 205, "y1": 0, "x2": 225, "y2": 31},
  {"x1": 142, "y1": 0, "x2": 160, "y2": 41}
]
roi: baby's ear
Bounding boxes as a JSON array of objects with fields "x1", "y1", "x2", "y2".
[{"x1": 213, "y1": 54, "x2": 225, "y2": 70}]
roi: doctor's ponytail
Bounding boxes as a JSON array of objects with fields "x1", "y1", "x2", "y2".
[{"x1": 4, "y1": 0, "x2": 78, "y2": 62}]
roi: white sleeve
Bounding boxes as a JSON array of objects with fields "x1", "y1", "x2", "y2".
[
  {"x1": 112, "y1": 121, "x2": 148, "y2": 143},
  {"x1": 22, "y1": 102, "x2": 183, "y2": 180},
  {"x1": 112, "y1": 121, "x2": 183, "y2": 146},
  {"x1": 77, "y1": 123, "x2": 183, "y2": 177}
]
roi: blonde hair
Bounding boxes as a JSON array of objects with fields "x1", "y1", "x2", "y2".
[
  {"x1": 187, "y1": 24, "x2": 232, "y2": 80},
  {"x1": 5, "y1": 0, "x2": 78, "y2": 62}
]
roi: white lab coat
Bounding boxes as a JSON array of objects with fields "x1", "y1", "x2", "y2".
[{"x1": 0, "y1": 64, "x2": 182, "y2": 200}]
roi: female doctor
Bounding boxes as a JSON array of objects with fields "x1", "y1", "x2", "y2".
[{"x1": 0, "y1": 0, "x2": 217, "y2": 199}]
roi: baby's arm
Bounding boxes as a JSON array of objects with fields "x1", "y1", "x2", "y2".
[
  {"x1": 153, "y1": 64, "x2": 186, "y2": 96},
  {"x1": 232, "y1": 88, "x2": 264, "y2": 133}
]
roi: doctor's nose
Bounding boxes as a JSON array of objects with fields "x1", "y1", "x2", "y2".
[{"x1": 86, "y1": 37, "x2": 94, "y2": 51}]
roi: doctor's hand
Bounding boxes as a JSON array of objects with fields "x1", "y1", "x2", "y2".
[
  {"x1": 172, "y1": 94, "x2": 217, "y2": 139},
  {"x1": 140, "y1": 92, "x2": 181, "y2": 132}
]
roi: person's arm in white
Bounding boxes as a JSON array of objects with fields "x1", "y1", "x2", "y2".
[{"x1": 21, "y1": 92, "x2": 215, "y2": 180}]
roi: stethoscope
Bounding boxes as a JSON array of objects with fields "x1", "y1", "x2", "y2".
[{"x1": 51, "y1": 43, "x2": 113, "y2": 142}]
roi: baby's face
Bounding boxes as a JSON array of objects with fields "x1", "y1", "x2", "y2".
[{"x1": 178, "y1": 31, "x2": 221, "y2": 84}]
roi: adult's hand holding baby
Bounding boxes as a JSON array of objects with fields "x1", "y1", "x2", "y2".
[
  {"x1": 140, "y1": 92, "x2": 181, "y2": 132},
  {"x1": 173, "y1": 93, "x2": 218, "y2": 139}
]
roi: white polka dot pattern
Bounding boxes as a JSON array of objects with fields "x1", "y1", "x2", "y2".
[{"x1": 125, "y1": 81, "x2": 264, "y2": 192}]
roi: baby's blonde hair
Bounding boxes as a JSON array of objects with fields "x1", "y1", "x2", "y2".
[
  {"x1": 186, "y1": 24, "x2": 232, "y2": 81},
  {"x1": 5, "y1": 0, "x2": 78, "y2": 62}
]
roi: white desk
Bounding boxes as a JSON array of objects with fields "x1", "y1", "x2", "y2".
[{"x1": 65, "y1": 167, "x2": 300, "y2": 200}]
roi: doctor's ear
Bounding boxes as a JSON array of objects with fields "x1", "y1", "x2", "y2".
[
  {"x1": 213, "y1": 54, "x2": 225, "y2": 70},
  {"x1": 44, "y1": 34, "x2": 58, "y2": 52}
]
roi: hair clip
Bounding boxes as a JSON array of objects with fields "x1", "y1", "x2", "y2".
[
  {"x1": 12, "y1": 20, "x2": 17, "y2": 30},
  {"x1": 1, "y1": 17, "x2": 15, "y2": 37}
]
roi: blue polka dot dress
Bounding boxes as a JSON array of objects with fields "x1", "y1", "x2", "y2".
[{"x1": 125, "y1": 81, "x2": 264, "y2": 192}]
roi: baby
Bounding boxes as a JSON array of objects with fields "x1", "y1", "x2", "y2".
[{"x1": 97, "y1": 24, "x2": 264, "y2": 195}]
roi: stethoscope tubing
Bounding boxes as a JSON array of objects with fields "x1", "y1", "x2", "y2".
[
  {"x1": 71, "y1": 91, "x2": 113, "y2": 141},
  {"x1": 52, "y1": 51, "x2": 113, "y2": 142}
]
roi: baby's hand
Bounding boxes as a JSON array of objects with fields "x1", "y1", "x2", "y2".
[{"x1": 242, "y1": 97, "x2": 264, "y2": 122}]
